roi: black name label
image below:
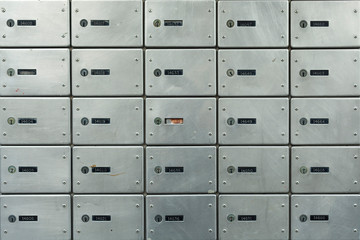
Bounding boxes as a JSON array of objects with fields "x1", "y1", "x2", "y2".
[
  {"x1": 238, "y1": 167, "x2": 257, "y2": 173},
  {"x1": 19, "y1": 166, "x2": 38, "y2": 173},
  {"x1": 92, "y1": 167, "x2": 111, "y2": 173},
  {"x1": 19, "y1": 216, "x2": 38, "y2": 221},
  {"x1": 311, "y1": 167, "x2": 329, "y2": 173},
  {"x1": 92, "y1": 215, "x2": 111, "y2": 221},
  {"x1": 91, "y1": 69, "x2": 110, "y2": 75},
  {"x1": 237, "y1": 21, "x2": 256, "y2": 27},
  {"x1": 310, "y1": 118, "x2": 329, "y2": 124},
  {"x1": 238, "y1": 118, "x2": 256, "y2": 124},
  {"x1": 238, "y1": 70, "x2": 256, "y2": 76},
  {"x1": 165, "y1": 167, "x2": 184, "y2": 173},
  {"x1": 164, "y1": 20, "x2": 183, "y2": 26},
  {"x1": 165, "y1": 69, "x2": 183, "y2": 76},
  {"x1": 310, "y1": 21, "x2": 329, "y2": 27},
  {"x1": 17, "y1": 69, "x2": 37, "y2": 76},
  {"x1": 238, "y1": 215, "x2": 257, "y2": 221},
  {"x1": 165, "y1": 215, "x2": 184, "y2": 222},
  {"x1": 310, "y1": 70, "x2": 329, "y2": 76},
  {"x1": 91, "y1": 20, "x2": 110, "y2": 26},
  {"x1": 91, "y1": 118, "x2": 110, "y2": 124},
  {"x1": 17, "y1": 20, "x2": 36, "y2": 26},
  {"x1": 18, "y1": 118, "x2": 37, "y2": 124},
  {"x1": 310, "y1": 215, "x2": 329, "y2": 221}
]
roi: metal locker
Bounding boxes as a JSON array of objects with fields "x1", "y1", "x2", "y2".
[
  {"x1": 73, "y1": 195, "x2": 144, "y2": 240},
  {"x1": 219, "y1": 147, "x2": 289, "y2": 193},
  {"x1": 0, "y1": 0, "x2": 70, "y2": 47},
  {"x1": 0, "y1": 195, "x2": 71, "y2": 240},
  {"x1": 291, "y1": 1, "x2": 360, "y2": 48},
  {"x1": 219, "y1": 195, "x2": 289, "y2": 240},
  {"x1": 0, "y1": 98, "x2": 71, "y2": 144},
  {"x1": 146, "y1": 195, "x2": 216, "y2": 240},
  {"x1": 72, "y1": 49, "x2": 143, "y2": 96},
  {"x1": 145, "y1": 0, "x2": 216, "y2": 47},
  {"x1": 146, "y1": 147, "x2": 216, "y2": 193},
  {"x1": 73, "y1": 147, "x2": 143, "y2": 193},
  {"x1": 146, "y1": 98, "x2": 216, "y2": 145},
  {"x1": 145, "y1": 49, "x2": 216, "y2": 96},
  {"x1": 218, "y1": 1, "x2": 289, "y2": 47},
  {"x1": 71, "y1": 0, "x2": 142, "y2": 47},
  {"x1": 291, "y1": 98, "x2": 360, "y2": 145},
  {"x1": 73, "y1": 98, "x2": 143, "y2": 145},
  {"x1": 0, "y1": 49, "x2": 70, "y2": 96},
  {"x1": 0, "y1": 146, "x2": 71, "y2": 193},
  {"x1": 291, "y1": 50, "x2": 360, "y2": 96},
  {"x1": 218, "y1": 50, "x2": 289, "y2": 96},
  {"x1": 219, "y1": 98, "x2": 289, "y2": 145},
  {"x1": 292, "y1": 147, "x2": 360, "y2": 193},
  {"x1": 291, "y1": 195, "x2": 360, "y2": 240}
]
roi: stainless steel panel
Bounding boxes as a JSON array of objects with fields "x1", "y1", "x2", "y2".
[
  {"x1": 219, "y1": 147, "x2": 289, "y2": 193},
  {"x1": 291, "y1": 98, "x2": 360, "y2": 145},
  {"x1": 219, "y1": 98, "x2": 289, "y2": 145},
  {"x1": 0, "y1": 49, "x2": 70, "y2": 96},
  {"x1": 146, "y1": 98, "x2": 216, "y2": 145},
  {"x1": 291, "y1": 50, "x2": 360, "y2": 96},
  {"x1": 145, "y1": 49, "x2": 216, "y2": 96},
  {"x1": 145, "y1": 0, "x2": 216, "y2": 47},
  {"x1": 219, "y1": 195, "x2": 289, "y2": 240},
  {"x1": 146, "y1": 147, "x2": 216, "y2": 193},
  {"x1": 73, "y1": 147, "x2": 143, "y2": 193},
  {"x1": 291, "y1": 195, "x2": 360, "y2": 240},
  {"x1": 72, "y1": 49, "x2": 143, "y2": 96},
  {"x1": 292, "y1": 147, "x2": 360, "y2": 193},
  {"x1": 0, "y1": 146, "x2": 71, "y2": 193},
  {"x1": 73, "y1": 98, "x2": 143, "y2": 145},
  {"x1": 219, "y1": 50, "x2": 289, "y2": 96},
  {"x1": 72, "y1": 0, "x2": 142, "y2": 47},
  {"x1": 218, "y1": 1, "x2": 288, "y2": 47},
  {"x1": 0, "y1": 195, "x2": 71, "y2": 240},
  {"x1": 146, "y1": 195, "x2": 216, "y2": 240},
  {"x1": 0, "y1": 0, "x2": 70, "y2": 47},
  {"x1": 291, "y1": 1, "x2": 360, "y2": 48},
  {"x1": 0, "y1": 98, "x2": 70, "y2": 144},
  {"x1": 73, "y1": 195, "x2": 144, "y2": 240}
]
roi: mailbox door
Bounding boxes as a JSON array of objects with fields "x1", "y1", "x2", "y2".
[
  {"x1": 73, "y1": 147, "x2": 143, "y2": 193},
  {"x1": 0, "y1": 97, "x2": 71, "y2": 144},
  {"x1": 291, "y1": 98, "x2": 360, "y2": 145},
  {"x1": 219, "y1": 147, "x2": 289, "y2": 193},
  {"x1": 219, "y1": 98, "x2": 289, "y2": 144},
  {"x1": 0, "y1": 49, "x2": 70, "y2": 96},
  {"x1": 73, "y1": 195, "x2": 144, "y2": 240},
  {"x1": 73, "y1": 98, "x2": 143, "y2": 145},
  {"x1": 146, "y1": 98, "x2": 216, "y2": 145},
  {"x1": 219, "y1": 49, "x2": 289, "y2": 96},
  {"x1": 145, "y1": 49, "x2": 216, "y2": 96},
  {"x1": 72, "y1": 49, "x2": 143, "y2": 96},
  {"x1": 71, "y1": 0, "x2": 142, "y2": 47}
]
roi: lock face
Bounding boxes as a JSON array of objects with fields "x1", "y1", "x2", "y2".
[
  {"x1": 73, "y1": 195, "x2": 144, "y2": 240},
  {"x1": 154, "y1": 166, "x2": 162, "y2": 174},
  {"x1": 80, "y1": 19, "x2": 88, "y2": 27},
  {"x1": 8, "y1": 215, "x2": 16, "y2": 223},
  {"x1": 81, "y1": 166, "x2": 89, "y2": 174},
  {"x1": 7, "y1": 68, "x2": 15, "y2": 77},
  {"x1": 154, "y1": 215, "x2": 162, "y2": 222},
  {"x1": 81, "y1": 117, "x2": 89, "y2": 126},
  {"x1": 227, "y1": 117, "x2": 235, "y2": 126},
  {"x1": 299, "y1": 20, "x2": 308, "y2": 28},
  {"x1": 153, "y1": 68, "x2": 162, "y2": 77},
  {"x1": 227, "y1": 166, "x2": 235, "y2": 174},
  {"x1": 7, "y1": 117, "x2": 15, "y2": 125},
  {"x1": 226, "y1": 69, "x2": 235, "y2": 77},
  {"x1": 299, "y1": 166, "x2": 308, "y2": 174},
  {"x1": 80, "y1": 68, "x2": 89, "y2": 77},
  {"x1": 299, "y1": 69, "x2": 308, "y2": 77},
  {"x1": 299, "y1": 214, "x2": 307, "y2": 222},
  {"x1": 8, "y1": 165, "x2": 16, "y2": 174},
  {"x1": 227, "y1": 214, "x2": 235, "y2": 222},
  {"x1": 82, "y1": 214, "x2": 90, "y2": 222},
  {"x1": 153, "y1": 19, "x2": 161, "y2": 27},
  {"x1": 299, "y1": 118, "x2": 308, "y2": 125},
  {"x1": 6, "y1": 19, "x2": 15, "y2": 27},
  {"x1": 226, "y1": 20, "x2": 234, "y2": 28}
]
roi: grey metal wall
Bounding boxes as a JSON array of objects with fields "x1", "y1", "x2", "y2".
[{"x1": 0, "y1": 0, "x2": 360, "y2": 239}]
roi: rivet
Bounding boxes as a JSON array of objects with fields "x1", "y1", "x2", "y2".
[
  {"x1": 136, "y1": 229, "x2": 140, "y2": 233},
  {"x1": 2, "y1": 107, "x2": 6, "y2": 111},
  {"x1": 281, "y1": 84, "x2": 285, "y2": 88},
  {"x1": 149, "y1": 35, "x2": 152, "y2": 38},
  {"x1": 62, "y1": 181, "x2": 66, "y2": 185},
  {"x1": 295, "y1": 10, "x2": 298, "y2": 14},
  {"x1": 150, "y1": 181, "x2": 154, "y2": 185},
  {"x1": 208, "y1": 35, "x2": 212, "y2": 38},
  {"x1": 150, "y1": 132, "x2": 154, "y2": 136},
  {"x1": 76, "y1": 108, "x2": 80, "y2": 111},
  {"x1": 295, "y1": 36, "x2": 299, "y2": 39},
  {"x1": 208, "y1": 59, "x2": 211, "y2": 62},
  {"x1": 281, "y1": 229, "x2": 285, "y2": 233},
  {"x1": 223, "y1": 132, "x2": 226, "y2": 136},
  {"x1": 75, "y1": 8, "x2": 79, "y2": 13},
  {"x1": 208, "y1": 107, "x2": 212, "y2": 111},
  {"x1": 222, "y1": 10, "x2": 225, "y2": 13},
  {"x1": 3, "y1": 155, "x2": 7, "y2": 159},
  {"x1": 355, "y1": 9, "x2": 358, "y2": 13},
  {"x1": 3, "y1": 204, "x2": 7, "y2": 208},
  {"x1": 77, "y1": 230, "x2": 81, "y2": 233},
  {"x1": 295, "y1": 85, "x2": 299, "y2": 88},
  {"x1": 208, "y1": 155, "x2": 212, "y2": 159},
  {"x1": 281, "y1": 155, "x2": 285, "y2": 159},
  {"x1": 62, "y1": 106, "x2": 66, "y2": 110},
  {"x1": 281, "y1": 181, "x2": 285, "y2": 184},
  {"x1": 62, "y1": 84, "x2": 66, "y2": 87},
  {"x1": 2, "y1": 59, "x2": 5, "y2": 62},
  {"x1": 354, "y1": 59, "x2": 358, "y2": 62},
  {"x1": 208, "y1": 132, "x2": 212, "y2": 136},
  {"x1": 281, "y1": 35, "x2": 285, "y2": 39},
  {"x1": 223, "y1": 229, "x2": 227, "y2": 233},
  {"x1": 3, "y1": 181, "x2": 7, "y2": 184},
  {"x1": 295, "y1": 108, "x2": 299, "y2": 111},
  {"x1": 222, "y1": 204, "x2": 227, "y2": 208},
  {"x1": 150, "y1": 229, "x2": 154, "y2": 233},
  {"x1": 76, "y1": 156, "x2": 80, "y2": 159},
  {"x1": 295, "y1": 204, "x2": 299, "y2": 207},
  {"x1": 223, "y1": 156, "x2": 227, "y2": 159},
  {"x1": 2, "y1": 34, "x2": 6, "y2": 38},
  {"x1": 150, "y1": 204, "x2": 153, "y2": 208},
  {"x1": 63, "y1": 155, "x2": 66, "y2": 159},
  {"x1": 295, "y1": 229, "x2": 299, "y2": 233},
  {"x1": 354, "y1": 84, "x2": 358, "y2": 88},
  {"x1": 76, "y1": 35, "x2": 79, "y2": 38},
  {"x1": 136, "y1": 204, "x2": 140, "y2": 208},
  {"x1": 136, "y1": 180, "x2": 140, "y2": 185},
  {"x1": 281, "y1": 204, "x2": 285, "y2": 207},
  {"x1": 208, "y1": 204, "x2": 212, "y2": 207},
  {"x1": 296, "y1": 156, "x2": 299, "y2": 160},
  {"x1": 354, "y1": 107, "x2": 358, "y2": 110},
  {"x1": 222, "y1": 107, "x2": 226, "y2": 111},
  {"x1": 209, "y1": 181, "x2": 212, "y2": 184},
  {"x1": 63, "y1": 229, "x2": 67, "y2": 233},
  {"x1": 222, "y1": 84, "x2": 226, "y2": 88},
  {"x1": 77, "y1": 181, "x2": 80, "y2": 185},
  {"x1": 296, "y1": 181, "x2": 299, "y2": 184},
  {"x1": 281, "y1": 107, "x2": 285, "y2": 111},
  {"x1": 3, "y1": 132, "x2": 6, "y2": 136},
  {"x1": 61, "y1": 8, "x2": 65, "y2": 12},
  {"x1": 354, "y1": 132, "x2": 358, "y2": 136},
  {"x1": 355, "y1": 36, "x2": 358, "y2": 39},
  {"x1": 136, "y1": 155, "x2": 140, "y2": 159},
  {"x1": 223, "y1": 181, "x2": 227, "y2": 185},
  {"x1": 62, "y1": 132, "x2": 66, "y2": 136},
  {"x1": 354, "y1": 204, "x2": 357, "y2": 207},
  {"x1": 281, "y1": 132, "x2": 285, "y2": 136},
  {"x1": 354, "y1": 181, "x2": 358, "y2": 184},
  {"x1": 76, "y1": 58, "x2": 80, "y2": 62},
  {"x1": 208, "y1": 9, "x2": 211, "y2": 12},
  {"x1": 135, "y1": 35, "x2": 138, "y2": 38},
  {"x1": 4, "y1": 230, "x2": 8, "y2": 234},
  {"x1": 77, "y1": 204, "x2": 81, "y2": 208},
  {"x1": 208, "y1": 84, "x2": 212, "y2": 87},
  {"x1": 1, "y1": 8, "x2": 6, "y2": 13},
  {"x1": 208, "y1": 229, "x2": 213, "y2": 233},
  {"x1": 354, "y1": 155, "x2": 358, "y2": 159},
  {"x1": 222, "y1": 36, "x2": 226, "y2": 39},
  {"x1": 354, "y1": 229, "x2": 358, "y2": 232},
  {"x1": 150, "y1": 156, "x2": 154, "y2": 160},
  {"x1": 149, "y1": 9, "x2": 152, "y2": 12},
  {"x1": 62, "y1": 204, "x2": 67, "y2": 208}
]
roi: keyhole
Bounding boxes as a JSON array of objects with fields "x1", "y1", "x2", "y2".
[
  {"x1": 299, "y1": 118, "x2": 308, "y2": 125},
  {"x1": 227, "y1": 166, "x2": 235, "y2": 174},
  {"x1": 82, "y1": 215, "x2": 90, "y2": 222},
  {"x1": 227, "y1": 214, "x2": 235, "y2": 222},
  {"x1": 226, "y1": 20, "x2": 234, "y2": 28},
  {"x1": 7, "y1": 68, "x2": 15, "y2": 77},
  {"x1": 81, "y1": 166, "x2": 89, "y2": 174},
  {"x1": 299, "y1": 20, "x2": 308, "y2": 28},
  {"x1": 6, "y1": 19, "x2": 15, "y2": 27},
  {"x1": 299, "y1": 69, "x2": 307, "y2": 77},
  {"x1": 154, "y1": 69, "x2": 162, "y2": 77},
  {"x1": 81, "y1": 117, "x2": 89, "y2": 126},
  {"x1": 299, "y1": 166, "x2": 308, "y2": 174},
  {"x1": 154, "y1": 117, "x2": 162, "y2": 125},
  {"x1": 80, "y1": 19, "x2": 88, "y2": 27},
  {"x1": 153, "y1": 19, "x2": 161, "y2": 27},
  {"x1": 8, "y1": 165, "x2": 16, "y2": 174},
  {"x1": 7, "y1": 117, "x2": 15, "y2": 125},
  {"x1": 154, "y1": 215, "x2": 162, "y2": 223},
  {"x1": 8, "y1": 215, "x2": 16, "y2": 223},
  {"x1": 154, "y1": 166, "x2": 162, "y2": 174},
  {"x1": 299, "y1": 214, "x2": 307, "y2": 222},
  {"x1": 80, "y1": 69, "x2": 88, "y2": 77},
  {"x1": 226, "y1": 69, "x2": 234, "y2": 77},
  {"x1": 227, "y1": 117, "x2": 235, "y2": 126}
]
